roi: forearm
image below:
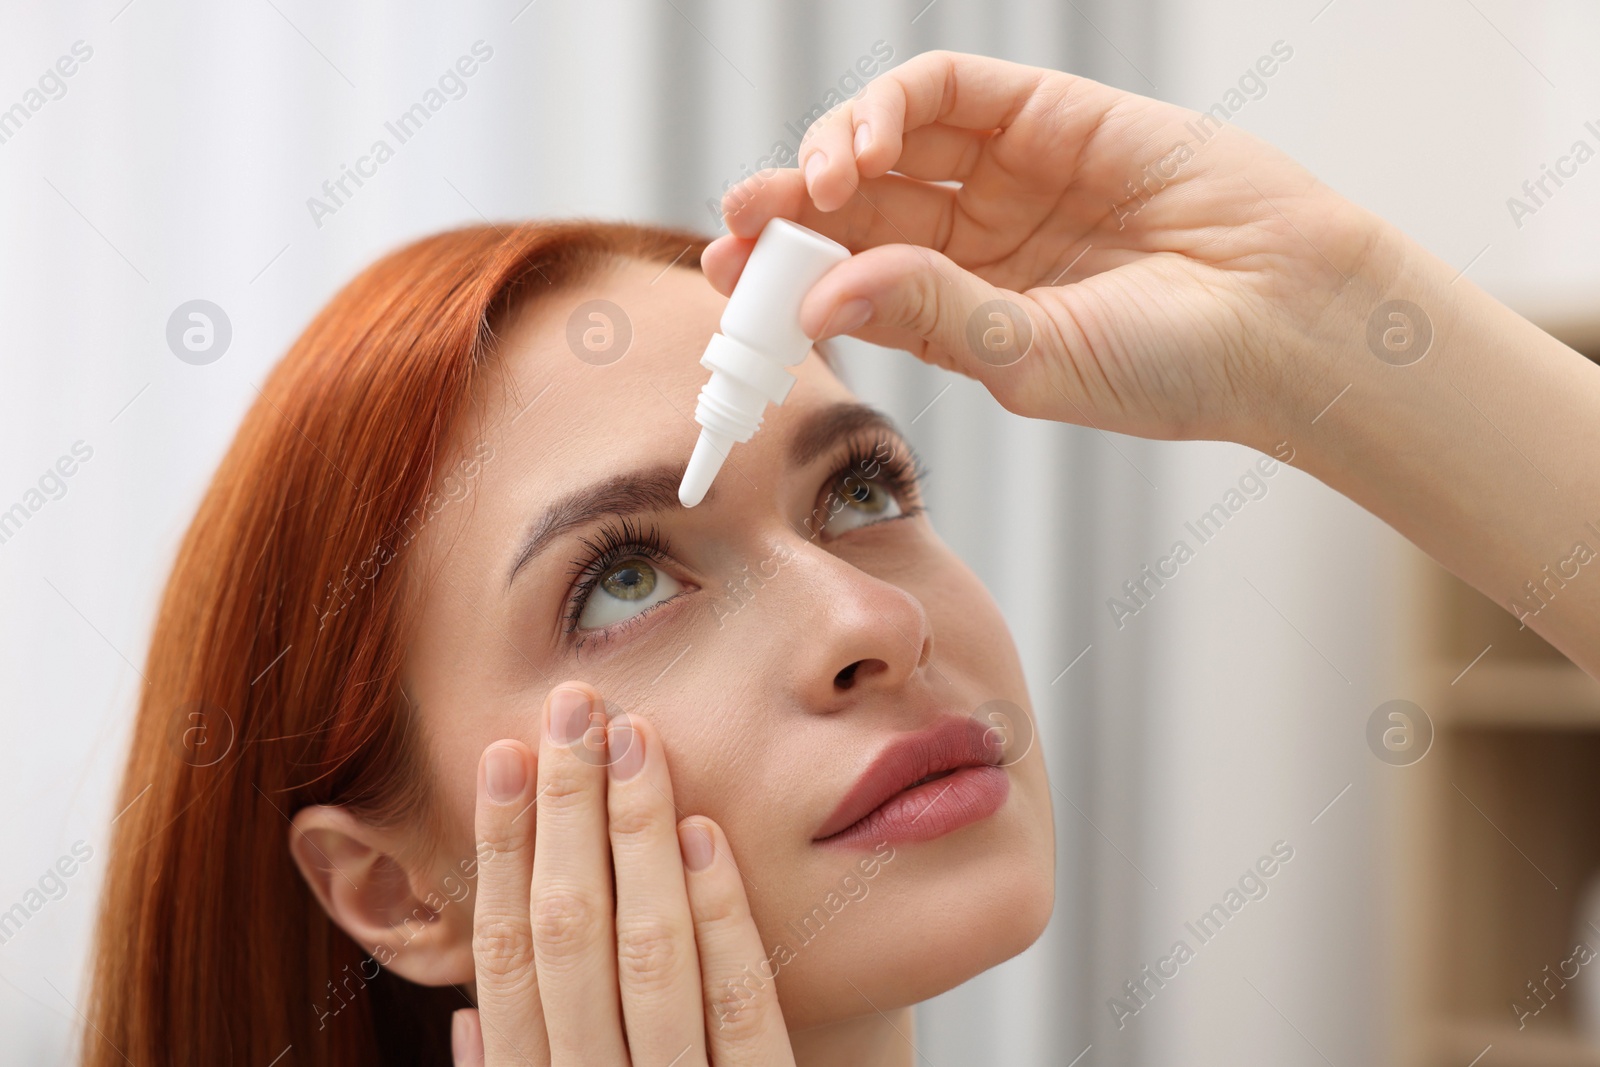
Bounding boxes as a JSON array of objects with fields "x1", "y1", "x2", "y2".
[{"x1": 1287, "y1": 218, "x2": 1600, "y2": 678}]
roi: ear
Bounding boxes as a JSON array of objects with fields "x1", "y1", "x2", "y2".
[{"x1": 287, "y1": 804, "x2": 475, "y2": 988}]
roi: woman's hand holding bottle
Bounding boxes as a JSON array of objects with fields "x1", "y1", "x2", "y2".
[{"x1": 702, "y1": 47, "x2": 1600, "y2": 679}]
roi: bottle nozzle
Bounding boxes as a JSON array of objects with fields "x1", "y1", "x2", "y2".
[{"x1": 680, "y1": 429, "x2": 731, "y2": 508}]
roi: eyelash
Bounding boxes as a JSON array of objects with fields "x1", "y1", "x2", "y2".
[
  {"x1": 560, "y1": 515, "x2": 677, "y2": 647},
  {"x1": 560, "y1": 432, "x2": 932, "y2": 652}
]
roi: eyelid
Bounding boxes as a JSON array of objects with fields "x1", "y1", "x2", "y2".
[
  {"x1": 570, "y1": 582, "x2": 692, "y2": 658},
  {"x1": 807, "y1": 430, "x2": 928, "y2": 535},
  {"x1": 560, "y1": 515, "x2": 675, "y2": 636},
  {"x1": 561, "y1": 429, "x2": 928, "y2": 651}
]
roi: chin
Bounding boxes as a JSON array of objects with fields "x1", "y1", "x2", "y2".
[{"x1": 773, "y1": 816, "x2": 1057, "y2": 1031}]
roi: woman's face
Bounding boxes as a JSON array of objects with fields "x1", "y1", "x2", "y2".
[{"x1": 402, "y1": 258, "x2": 1056, "y2": 1028}]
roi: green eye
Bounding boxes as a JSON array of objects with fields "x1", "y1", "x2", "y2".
[
  {"x1": 820, "y1": 472, "x2": 903, "y2": 535},
  {"x1": 842, "y1": 475, "x2": 891, "y2": 511},
  {"x1": 602, "y1": 560, "x2": 655, "y2": 601},
  {"x1": 578, "y1": 557, "x2": 682, "y2": 630}
]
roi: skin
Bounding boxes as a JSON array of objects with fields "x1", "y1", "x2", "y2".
[
  {"x1": 705, "y1": 49, "x2": 1600, "y2": 677},
  {"x1": 290, "y1": 46, "x2": 1600, "y2": 1065},
  {"x1": 289, "y1": 254, "x2": 1058, "y2": 1065}
]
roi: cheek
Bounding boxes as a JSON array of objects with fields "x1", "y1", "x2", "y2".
[
  {"x1": 645, "y1": 709, "x2": 811, "y2": 900},
  {"x1": 648, "y1": 707, "x2": 770, "y2": 828},
  {"x1": 436, "y1": 750, "x2": 487, "y2": 867},
  {"x1": 926, "y1": 559, "x2": 1044, "y2": 798},
  {"x1": 931, "y1": 561, "x2": 1021, "y2": 672},
  {"x1": 423, "y1": 713, "x2": 518, "y2": 868}
]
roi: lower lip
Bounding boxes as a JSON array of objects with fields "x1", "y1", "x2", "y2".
[{"x1": 814, "y1": 765, "x2": 1010, "y2": 850}]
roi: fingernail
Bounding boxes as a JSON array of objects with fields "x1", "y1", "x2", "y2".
[
  {"x1": 804, "y1": 151, "x2": 827, "y2": 191},
  {"x1": 818, "y1": 299, "x2": 872, "y2": 340},
  {"x1": 607, "y1": 714, "x2": 646, "y2": 781},
  {"x1": 484, "y1": 744, "x2": 526, "y2": 804},
  {"x1": 450, "y1": 1010, "x2": 468, "y2": 1062},
  {"x1": 854, "y1": 122, "x2": 872, "y2": 157},
  {"x1": 680, "y1": 821, "x2": 714, "y2": 871},
  {"x1": 549, "y1": 686, "x2": 590, "y2": 745}
]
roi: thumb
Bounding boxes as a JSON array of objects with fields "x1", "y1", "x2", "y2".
[{"x1": 800, "y1": 243, "x2": 1051, "y2": 412}]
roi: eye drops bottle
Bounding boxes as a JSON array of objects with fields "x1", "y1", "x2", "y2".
[{"x1": 678, "y1": 218, "x2": 851, "y2": 508}]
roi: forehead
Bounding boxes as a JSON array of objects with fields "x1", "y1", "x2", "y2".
[
  {"x1": 474, "y1": 258, "x2": 852, "y2": 483},
  {"x1": 483, "y1": 259, "x2": 726, "y2": 459},
  {"x1": 417, "y1": 260, "x2": 855, "y2": 570}
]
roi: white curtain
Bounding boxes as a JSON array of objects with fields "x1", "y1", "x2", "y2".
[{"x1": 6, "y1": 0, "x2": 1594, "y2": 1062}]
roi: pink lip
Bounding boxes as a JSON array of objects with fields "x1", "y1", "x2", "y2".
[{"x1": 812, "y1": 715, "x2": 1010, "y2": 849}]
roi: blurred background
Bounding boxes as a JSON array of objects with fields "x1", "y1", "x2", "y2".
[{"x1": 2, "y1": 1, "x2": 1598, "y2": 1064}]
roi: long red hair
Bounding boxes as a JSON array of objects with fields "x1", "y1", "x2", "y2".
[{"x1": 82, "y1": 219, "x2": 716, "y2": 1065}]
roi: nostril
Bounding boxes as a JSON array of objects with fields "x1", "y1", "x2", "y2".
[{"x1": 834, "y1": 661, "x2": 861, "y2": 688}]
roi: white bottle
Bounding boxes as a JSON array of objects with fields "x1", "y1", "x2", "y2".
[{"x1": 678, "y1": 218, "x2": 851, "y2": 508}]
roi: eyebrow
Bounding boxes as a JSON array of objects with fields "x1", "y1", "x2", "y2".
[{"x1": 503, "y1": 400, "x2": 906, "y2": 590}]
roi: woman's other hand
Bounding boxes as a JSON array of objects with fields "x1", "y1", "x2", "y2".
[
  {"x1": 702, "y1": 47, "x2": 1390, "y2": 451},
  {"x1": 453, "y1": 683, "x2": 795, "y2": 1066}
]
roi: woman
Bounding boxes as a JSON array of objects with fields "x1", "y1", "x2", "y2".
[
  {"x1": 83, "y1": 216, "x2": 1056, "y2": 1066},
  {"x1": 81, "y1": 49, "x2": 1599, "y2": 1066}
]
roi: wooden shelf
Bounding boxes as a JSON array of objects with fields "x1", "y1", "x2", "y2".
[
  {"x1": 1431, "y1": 1021, "x2": 1600, "y2": 1067},
  {"x1": 1424, "y1": 662, "x2": 1600, "y2": 729},
  {"x1": 1398, "y1": 558, "x2": 1600, "y2": 1067},
  {"x1": 1426, "y1": 563, "x2": 1572, "y2": 667}
]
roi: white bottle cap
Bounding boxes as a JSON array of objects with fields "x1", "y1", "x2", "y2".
[{"x1": 679, "y1": 218, "x2": 851, "y2": 507}]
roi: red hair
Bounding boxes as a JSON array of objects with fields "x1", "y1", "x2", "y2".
[{"x1": 81, "y1": 219, "x2": 723, "y2": 1065}]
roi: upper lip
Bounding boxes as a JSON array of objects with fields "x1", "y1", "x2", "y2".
[{"x1": 813, "y1": 714, "x2": 1005, "y2": 841}]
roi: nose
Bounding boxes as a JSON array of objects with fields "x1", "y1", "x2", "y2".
[{"x1": 777, "y1": 537, "x2": 935, "y2": 707}]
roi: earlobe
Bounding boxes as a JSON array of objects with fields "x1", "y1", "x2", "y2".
[{"x1": 287, "y1": 804, "x2": 475, "y2": 988}]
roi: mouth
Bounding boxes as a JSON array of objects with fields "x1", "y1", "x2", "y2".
[
  {"x1": 812, "y1": 715, "x2": 1011, "y2": 848},
  {"x1": 903, "y1": 768, "x2": 958, "y2": 790}
]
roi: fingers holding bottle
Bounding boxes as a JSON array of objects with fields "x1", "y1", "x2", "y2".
[
  {"x1": 797, "y1": 243, "x2": 1078, "y2": 424},
  {"x1": 706, "y1": 47, "x2": 1380, "y2": 448},
  {"x1": 777, "y1": 49, "x2": 1086, "y2": 220},
  {"x1": 707, "y1": 50, "x2": 1057, "y2": 278}
]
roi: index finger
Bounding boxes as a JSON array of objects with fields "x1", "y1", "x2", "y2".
[
  {"x1": 471, "y1": 739, "x2": 551, "y2": 1065},
  {"x1": 728, "y1": 50, "x2": 1069, "y2": 225},
  {"x1": 839, "y1": 49, "x2": 1054, "y2": 176}
]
